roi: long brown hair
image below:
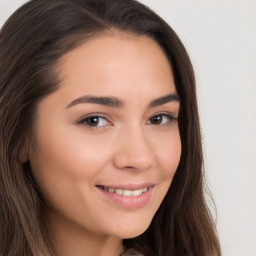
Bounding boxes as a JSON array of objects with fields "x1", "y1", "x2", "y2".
[{"x1": 0, "y1": 0, "x2": 221, "y2": 255}]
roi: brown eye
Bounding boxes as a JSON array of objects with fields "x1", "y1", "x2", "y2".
[
  {"x1": 147, "y1": 114, "x2": 175, "y2": 125},
  {"x1": 149, "y1": 115, "x2": 163, "y2": 125},
  {"x1": 79, "y1": 116, "x2": 110, "y2": 128},
  {"x1": 85, "y1": 117, "x2": 100, "y2": 126}
]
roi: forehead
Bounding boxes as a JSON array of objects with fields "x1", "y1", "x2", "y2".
[{"x1": 53, "y1": 32, "x2": 176, "y2": 105}]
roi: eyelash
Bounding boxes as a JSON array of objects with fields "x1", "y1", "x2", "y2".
[
  {"x1": 77, "y1": 112, "x2": 177, "y2": 129},
  {"x1": 77, "y1": 115, "x2": 111, "y2": 129},
  {"x1": 146, "y1": 113, "x2": 177, "y2": 126}
]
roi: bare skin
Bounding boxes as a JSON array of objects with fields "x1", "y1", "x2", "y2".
[{"x1": 28, "y1": 32, "x2": 181, "y2": 256}]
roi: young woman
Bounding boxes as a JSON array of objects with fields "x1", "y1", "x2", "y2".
[{"x1": 0, "y1": 0, "x2": 221, "y2": 255}]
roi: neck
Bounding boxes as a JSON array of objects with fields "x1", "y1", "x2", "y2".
[{"x1": 44, "y1": 209, "x2": 123, "y2": 256}]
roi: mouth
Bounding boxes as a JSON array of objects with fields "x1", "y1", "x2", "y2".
[
  {"x1": 96, "y1": 185, "x2": 150, "y2": 197},
  {"x1": 96, "y1": 183, "x2": 155, "y2": 209}
]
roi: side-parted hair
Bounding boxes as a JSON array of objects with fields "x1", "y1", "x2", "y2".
[{"x1": 0, "y1": 0, "x2": 221, "y2": 255}]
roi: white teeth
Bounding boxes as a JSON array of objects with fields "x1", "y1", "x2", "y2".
[
  {"x1": 142, "y1": 187, "x2": 147, "y2": 192},
  {"x1": 123, "y1": 190, "x2": 133, "y2": 196},
  {"x1": 101, "y1": 186, "x2": 149, "y2": 196},
  {"x1": 114, "y1": 189, "x2": 123, "y2": 195},
  {"x1": 132, "y1": 189, "x2": 142, "y2": 196},
  {"x1": 108, "y1": 188, "x2": 115, "y2": 193}
]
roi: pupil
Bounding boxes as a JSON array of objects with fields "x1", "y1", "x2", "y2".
[
  {"x1": 152, "y1": 115, "x2": 162, "y2": 124},
  {"x1": 87, "y1": 117, "x2": 99, "y2": 126}
]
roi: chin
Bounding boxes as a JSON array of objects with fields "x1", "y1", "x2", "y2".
[{"x1": 111, "y1": 218, "x2": 152, "y2": 239}]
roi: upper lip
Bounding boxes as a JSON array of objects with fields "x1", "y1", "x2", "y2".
[{"x1": 96, "y1": 182, "x2": 155, "y2": 190}]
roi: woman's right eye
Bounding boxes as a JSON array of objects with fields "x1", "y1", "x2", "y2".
[{"x1": 78, "y1": 116, "x2": 111, "y2": 128}]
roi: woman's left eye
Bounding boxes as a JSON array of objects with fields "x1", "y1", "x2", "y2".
[
  {"x1": 78, "y1": 116, "x2": 111, "y2": 128},
  {"x1": 147, "y1": 114, "x2": 176, "y2": 125}
]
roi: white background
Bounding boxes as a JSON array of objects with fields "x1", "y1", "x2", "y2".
[{"x1": 1, "y1": 0, "x2": 255, "y2": 255}]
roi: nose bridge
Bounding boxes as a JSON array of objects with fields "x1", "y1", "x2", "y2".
[{"x1": 113, "y1": 124, "x2": 154, "y2": 170}]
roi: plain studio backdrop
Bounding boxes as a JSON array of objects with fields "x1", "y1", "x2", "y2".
[{"x1": 0, "y1": 0, "x2": 255, "y2": 255}]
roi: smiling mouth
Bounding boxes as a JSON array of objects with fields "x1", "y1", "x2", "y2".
[{"x1": 96, "y1": 185, "x2": 151, "y2": 196}]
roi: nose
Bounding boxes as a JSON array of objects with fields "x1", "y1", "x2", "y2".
[{"x1": 113, "y1": 127, "x2": 155, "y2": 170}]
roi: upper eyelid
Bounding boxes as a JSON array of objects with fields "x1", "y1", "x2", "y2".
[
  {"x1": 147, "y1": 111, "x2": 178, "y2": 120},
  {"x1": 77, "y1": 111, "x2": 176, "y2": 119},
  {"x1": 147, "y1": 113, "x2": 177, "y2": 124},
  {"x1": 77, "y1": 113, "x2": 111, "y2": 123}
]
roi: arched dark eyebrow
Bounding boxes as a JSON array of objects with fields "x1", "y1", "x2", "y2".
[
  {"x1": 66, "y1": 96, "x2": 123, "y2": 109},
  {"x1": 149, "y1": 93, "x2": 180, "y2": 107},
  {"x1": 66, "y1": 93, "x2": 180, "y2": 109}
]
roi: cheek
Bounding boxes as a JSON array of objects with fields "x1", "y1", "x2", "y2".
[
  {"x1": 29, "y1": 126, "x2": 115, "y2": 226},
  {"x1": 153, "y1": 130, "x2": 181, "y2": 180},
  {"x1": 31, "y1": 125, "x2": 111, "y2": 181},
  {"x1": 29, "y1": 124, "x2": 113, "y2": 211},
  {"x1": 151, "y1": 131, "x2": 181, "y2": 210}
]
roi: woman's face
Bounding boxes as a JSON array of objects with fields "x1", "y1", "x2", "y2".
[{"x1": 29, "y1": 33, "x2": 181, "y2": 239}]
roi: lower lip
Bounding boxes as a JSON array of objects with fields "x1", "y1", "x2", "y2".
[{"x1": 97, "y1": 186, "x2": 154, "y2": 209}]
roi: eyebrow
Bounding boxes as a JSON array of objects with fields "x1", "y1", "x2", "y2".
[
  {"x1": 66, "y1": 93, "x2": 180, "y2": 109},
  {"x1": 148, "y1": 93, "x2": 180, "y2": 107},
  {"x1": 66, "y1": 95, "x2": 123, "y2": 109}
]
